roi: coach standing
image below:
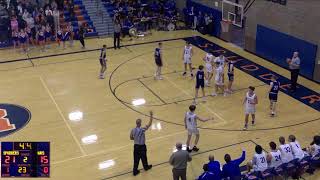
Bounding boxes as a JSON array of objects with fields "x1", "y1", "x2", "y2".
[
  {"x1": 130, "y1": 111, "x2": 153, "y2": 176},
  {"x1": 287, "y1": 51, "x2": 300, "y2": 92},
  {"x1": 113, "y1": 19, "x2": 121, "y2": 49},
  {"x1": 169, "y1": 142, "x2": 192, "y2": 180}
]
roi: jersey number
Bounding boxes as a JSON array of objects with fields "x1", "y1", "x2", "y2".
[
  {"x1": 273, "y1": 85, "x2": 279, "y2": 91},
  {"x1": 188, "y1": 118, "x2": 192, "y2": 122},
  {"x1": 275, "y1": 155, "x2": 281, "y2": 161},
  {"x1": 0, "y1": 109, "x2": 16, "y2": 132},
  {"x1": 260, "y1": 157, "x2": 266, "y2": 163},
  {"x1": 285, "y1": 147, "x2": 291, "y2": 153}
]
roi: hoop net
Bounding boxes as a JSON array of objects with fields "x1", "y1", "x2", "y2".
[{"x1": 220, "y1": 20, "x2": 231, "y2": 32}]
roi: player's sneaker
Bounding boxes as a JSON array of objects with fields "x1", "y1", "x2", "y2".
[
  {"x1": 190, "y1": 73, "x2": 194, "y2": 77},
  {"x1": 270, "y1": 112, "x2": 275, "y2": 117},
  {"x1": 211, "y1": 92, "x2": 217, "y2": 96},
  {"x1": 192, "y1": 146, "x2": 199, "y2": 152},
  {"x1": 223, "y1": 92, "x2": 227, "y2": 97},
  {"x1": 144, "y1": 165, "x2": 152, "y2": 171},
  {"x1": 133, "y1": 170, "x2": 140, "y2": 176},
  {"x1": 243, "y1": 125, "x2": 248, "y2": 130},
  {"x1": 158, "y1": 76, "x2": 163, "y2": 80},
  {"x1": 251, "y1": 120, "x2": 255, "y2": 125},
  {"x1": 182, "y1": 72, "x2": 187, "y2": 76}
]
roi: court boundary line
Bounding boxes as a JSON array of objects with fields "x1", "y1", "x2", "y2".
[
  {"x1": 39, "y1": 76, "x2": 86, "y2": 156},
  {"x1": 100, "y1": 140, "x2": 254, "y2": 180},
  {"x1": 0, "y1": 37, "x2": 184, "y2": 64}
]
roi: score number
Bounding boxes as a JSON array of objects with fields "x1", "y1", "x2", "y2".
[
  {"x1": 4, "y1": 156, "x2": 29, "y2": 163},
  {"x1": 16, "y1": 142, "x2": 32, "y2": 150}
]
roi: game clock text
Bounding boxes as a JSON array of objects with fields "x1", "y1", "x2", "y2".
[{"x1": 1, "y1": 142, "x2": 50, "y2": 177}]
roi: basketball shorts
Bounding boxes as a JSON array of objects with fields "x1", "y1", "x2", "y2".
[
  {"x1": 196, "y1": 80, "x2": 205, "y2": 89},
  {"x1": 269, "y1": 93, "x2": 278, "y2": 102},
  {"x1": 228, "y1": 73, "x2": 234, "y2": 81},
  {"x1": 215, "y1": 76, "x2": 223, "y2": 86},
  {"x1": 205, "y1": 63, "x2": 213, "y2": 73},
  {"x1": 99, "y1": 58, "x2": 106, "y2": 66},
  {"x1": 245, "y1": 107, "x2": 256, "y2": 114},
  {"x1": 187, "y1": 128, "x2": 199, "y2": 135},
  {"x1": 184, "y1": 56, "x2": 192, "y2": 64},
  {"x1": 155, "y1": 58, "x2": 163, "y2": 67}
]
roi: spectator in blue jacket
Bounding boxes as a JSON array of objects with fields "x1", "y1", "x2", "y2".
[
  {"x1": 197, "y1": 164, "x2": 215, "y2": 180},
  {"x1": 207, "y1": 155, "x2": 222, "y2": 180},
  {"x1": 222, "y1": 149, "x2": 246, "y2": 180}
]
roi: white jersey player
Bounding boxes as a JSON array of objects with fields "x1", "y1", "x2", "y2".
[
  {"x1": 203, "y1": 51, "x2": 214, "y2": 86},
  {"x1": 267, "y1": 142, "x2": 283, "y2": 168},
  {"x1": 182, "y1": 42, "x2": 194, "y2": 77},
  {"x1": 288, "y1": 135, "x2": 304, "y2": 160},
  {"x1": 307, "y1": 136, "x2": 320, "y2": 157},
  {"x1": 248, "y1": 145, "x2": 268, "y2": 172},
  {"x1": 184, "y1": 105, "x2": 213, "y2": 152},
  {"x1": 278, "y1": 136, "x2": 294, "y2": 163},
  {"x1": 243, "y1": 86, "x2": 258, "y2": 130},
  {"x1": 211, "y1": 61, "x2": 226, "y2": 96},
  {"x1": 214, "y1": 54, "x2": 226, "y2": 68}
]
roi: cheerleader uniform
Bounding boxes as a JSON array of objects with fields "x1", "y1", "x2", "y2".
[
  {"x1": 26, "y1": 28, "x2": 32, "y2": 39},
  {"x1": 62, "y1": 31, "x2": 70, "y2": 41},
  {"x1": 12, "y1": 31, "x2": 19, "y2": 43},
  {"x1": 38, "y1": 30, "x2": 45, "y2": 42},
  {"x1": 45, "y1": 26, "x2": 51, "y2": 39},
  {"x1": 19, "y1": 32, "x2": 27, "y2": 44},
  {"x1": 56, "y1": 30, "x2": 63, "y2": 41}
]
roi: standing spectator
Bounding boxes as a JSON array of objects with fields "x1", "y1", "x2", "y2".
[
  {"x1": 169, "y1": 142, "x2": 192, "y2": 180},
  {"x1": 222, "y1": 149, "x2": 246, "y2": 180},
  {"x1": 130, "y1": 111, "x2": 153, "y2": 176},
  {"x1": 10, "y1": 15, "x2": 19, "y2": 32},
  {"x1": 207, "y1": 155, "x2": 222, "y2": 180},
  {"x1": 197, "y1": 164, "x2": 215, "y2": 180},
  {"x1": 113, "y1": 19, "x2": 121, "y2": 49},
  {"x1": 78, "y1": 23, "x2": 86, "y2": 48},
  {"x1": 52, "y1": 7, "x2": 59, "y2": 33},
  {"x1": 286, "y1": 51, "x2": 300, "y2": 92}
]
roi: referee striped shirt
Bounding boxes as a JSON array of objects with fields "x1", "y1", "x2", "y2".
[{"x1": 131, "y1": 127, "x2": 146, "y2": 145}]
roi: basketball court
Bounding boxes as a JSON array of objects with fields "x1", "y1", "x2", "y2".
[{"x1": 0, "y1": 30, "x2": 319, "y2": 179}]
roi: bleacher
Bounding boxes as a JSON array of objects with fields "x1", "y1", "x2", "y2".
[{"x1": 60, "y1": 0, "x2": 98, "y2": 37}]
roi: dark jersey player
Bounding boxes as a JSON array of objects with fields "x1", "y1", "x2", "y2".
[
  {"x1": 226, "y1": 59, "x2": 235, "y2": 94},
  {"x1": 99, "y1": 45, "x2": 107, "y2": 79},
  {"x1": 193, "y1": 65, "x2": 206, "y2": 104},
  {"x1": 269, "y1": 76, "x2": 280, "y2": 116},
  {"x1": 154, "y1": 43, "x2": 163, "y2": 80}
]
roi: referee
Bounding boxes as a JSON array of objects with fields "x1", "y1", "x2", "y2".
[
  {"x1": 287, "y1": 51, "x2": 300, "y2": 92},
  {"x1": 130, "y1": 111, "x2": 153, "y2": 176}
]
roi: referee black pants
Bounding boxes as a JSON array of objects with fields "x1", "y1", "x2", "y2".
[
  {"x1": 290, "y1": 69, "x2": 299, "y2": 91},
  {"x1": 114, "y1": 32, "x2": 120, "y2": 49},
  {"x1": 79, "y1": 36, "x2": 85, "y2": 47},
  {"x1": 133, "y1": 144, "x2": 149, "y2": 172}
]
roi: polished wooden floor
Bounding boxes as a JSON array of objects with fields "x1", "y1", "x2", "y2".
[{"x1": 0, "y1": 30, "x2": 319, "y2": 180}]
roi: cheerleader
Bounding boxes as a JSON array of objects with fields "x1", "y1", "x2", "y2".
[
  {"x1": 45, "y1": 24, "x2": 51, "y2": 48},
  {"x1": 19, "y1": 29, "x2": 28, "y2": 52},
  {"x1": 37, "y1": 26, "x2": 46, "y2": 51},
  {"x1": 12, "y1": 29, "x2": 19, "y2": 49},
  {"x1": 26, "y1": 26, "x2": 34, "y2": 47},
  {"x1": 67, "y1": 22, "x2": 74, "y2": 46},
  {"x1": 56, "y1": 27, "x2": 63, "y2": 46},
  {"x1": 62, "y1": 27, "x2": 70, "y2": 49}
]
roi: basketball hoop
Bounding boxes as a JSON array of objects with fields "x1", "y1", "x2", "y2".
[{"x1": 220, "y1": 20, "x2": 232, "y2": 33}]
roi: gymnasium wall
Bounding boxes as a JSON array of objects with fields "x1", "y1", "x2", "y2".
[{"x1": 244, "y1": 0, "x2": 320, "y2": 82}]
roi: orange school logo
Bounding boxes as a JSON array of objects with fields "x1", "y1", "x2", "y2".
[{"x1": 0, "y1": 104, "x2": 31, "y2": 138}]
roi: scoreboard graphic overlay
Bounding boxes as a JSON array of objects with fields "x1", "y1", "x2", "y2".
[{"x1": 1, "y1": 142, "x2": 50, "y2": 177}]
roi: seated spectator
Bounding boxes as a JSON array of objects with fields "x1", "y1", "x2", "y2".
[
  {"x1": 222, "y1": 149, "x2": 246, "y2": 180},
  {"x1": 307, "y1": 135, "x2": 320, "y2": 157},
  {"x1": 288, "y1": 135, "x2": 304, "y2": 160},
  {"x1": 278, "y1": 136, "x2": 294, "y2": 163},
  {"x1": 207, "y1": 154, "x2": 222, "y2": 179},
  {"x1": 266, "y1": 141, "x2": 282, "y2": 168},
  {"x1": 197, "y1": 164, "x2": 215, "y2": 180},
  {"x1": 247, "y1": 145, "x2": 268, "y2": 173}
]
